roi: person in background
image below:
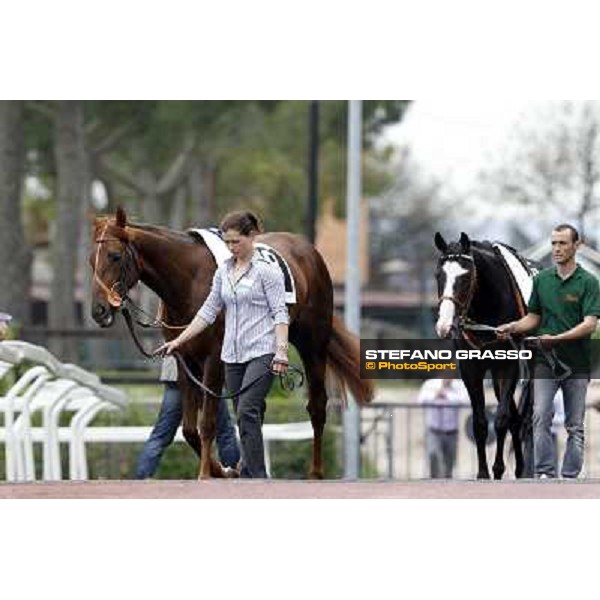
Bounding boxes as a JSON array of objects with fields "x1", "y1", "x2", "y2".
[
  {"x1": 0, "y1": 312, "x2": 12, "y2": 341},
  {"x1": 135, "y1": 355, "x2": 241, "y2": 479},
  {"x1": 419, "y1": 377, "x2": 468, "y2": 478}
]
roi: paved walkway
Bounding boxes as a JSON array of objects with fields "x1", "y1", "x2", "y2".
[{"x1": 2, "y1": 479, "x2": 600, "y2": 499}]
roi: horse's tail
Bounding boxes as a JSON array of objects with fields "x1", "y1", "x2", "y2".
[{"x1": 326, "y1": 314, "x2": 374, "y2": 407}]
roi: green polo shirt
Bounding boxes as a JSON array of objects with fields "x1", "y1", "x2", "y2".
[{"x1": 528, "y1": 264, "x2": 600, "y2": 372}]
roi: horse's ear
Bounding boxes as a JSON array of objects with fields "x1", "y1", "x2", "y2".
[
  {"x1": 459, "y1": 232, "x2": 471, "y2": 253},
  {"x1": 434, "y1": 232, "x2": 448, "y2": 253},
  {"x1": 115, "y1": 206, "x2": 127, "y2": 229}
]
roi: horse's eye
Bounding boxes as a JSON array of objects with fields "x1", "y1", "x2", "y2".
[{"x1": 108, "y1": 252, "x2": 121, "y2": 263}]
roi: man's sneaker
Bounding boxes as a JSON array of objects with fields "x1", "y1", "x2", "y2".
[{"x1": 538, "y1": 473, "x2": 549, "y2": 480}]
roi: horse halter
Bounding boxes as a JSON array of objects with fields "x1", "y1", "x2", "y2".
[
  {"x1": 93, "y1": 221, "x2": 143, "y2": 309},
  {"x1": 437, "y1": 252, "x2": 477, "y2": 320}
]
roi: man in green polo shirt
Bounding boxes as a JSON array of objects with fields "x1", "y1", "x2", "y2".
[{"x1": 498, "y1": 224, "x2": 600, "y2": 478}]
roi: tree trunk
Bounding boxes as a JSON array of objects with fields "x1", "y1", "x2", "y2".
[
  {"x1": 169, "y1": 185, "x2": 188, "y2": 230},
  {"x1": 0, "y1": 101, "x2": 31, "y2": 327},
  {"x1": 189, "y1": 160, "x2": 215, "y2": 226},
  {"x1": 49, "y1": 101, "x2": 87, "y2": 361},
  {"x1": 78, "y1": 160, "x2": 94, "y2": 329}
]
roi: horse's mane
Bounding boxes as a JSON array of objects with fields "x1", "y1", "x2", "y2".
[
  {"x1": 95, "y1": 216, "x2": 200, "y2": 246},
  {"x1": 470, "y1": 240, "x2": 497, "y2": 256}
]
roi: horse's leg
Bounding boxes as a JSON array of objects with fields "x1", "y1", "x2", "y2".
[
  {"x1": 508, "y1": 394, "x2": 525, "y2": 478},
  {"x1": 293, "y1": 329, "x2": 328, "y2": 480},
  {"x1": 517, "y1": 376, "x2": 535, "y2": 478},
  {"x1": 462, "y1": 365, "x2": 490, "y2": 479},
  {"x1": 491, "y1": 371, "x2": 513, "y2": 480},
  {"x1": 198, "y1": 353, "x2": 230, "y2": 479},
  {"x1": 181, "y1": 382, "x2": 203, "y2": 459},
  {"x1": 178, "y1": 359, "x2": 226, "y2": 480},
  {"x1": 499, "y1": 359, "x2": 525, "y2": 478},
  {"x1": 303, "y1": 356, "x2": 328, "y2": 480}
]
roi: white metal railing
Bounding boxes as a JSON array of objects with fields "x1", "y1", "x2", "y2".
[
  {"x1": 0, "y1": 340, "x2": 128, "y2": 481},
  {"x1": 1, "y1": 340, "x2": 315, "y2": 480}
]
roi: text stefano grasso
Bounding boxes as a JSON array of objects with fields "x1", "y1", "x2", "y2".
[{"x1": 364, "y1": 349, "x2": 532, "y2": 361}]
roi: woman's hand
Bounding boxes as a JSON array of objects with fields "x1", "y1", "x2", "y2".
[
  {"x1": 153, "y1": 338, "x2": 180, "y2": 358},
  {"x1": 271, "y1": 352, "x2": 289, "y2": 374}
]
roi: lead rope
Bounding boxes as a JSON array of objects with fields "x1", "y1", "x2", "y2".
[
  {"x1": 121, "y1": 305, "x2": 304, "y2": 399},
  {"x1": 459, "y1": 320, "x2": 572, "y2": 381}
]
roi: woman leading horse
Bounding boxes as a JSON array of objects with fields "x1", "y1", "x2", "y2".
[
  {"x1": 90, "y1": 207, "x2": 373, "y2": 479},
  {"x1": 155, "y1": 211, "x2": 290, "y2": 478}
]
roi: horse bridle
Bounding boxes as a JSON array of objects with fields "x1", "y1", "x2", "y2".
[
  {"x1": 93, "y1": 223, "x2": 304, "y2": 397},
  {"x1": 437, "y1": 252, "x2": 478, "y2": 334},
  {"x1": 93, "y1": 222, "x2": 143, "y2": 311},
  {"x1": 93, "y1": 223, "x2": 186, "y2": 330}
]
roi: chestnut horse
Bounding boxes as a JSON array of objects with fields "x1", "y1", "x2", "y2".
[{"x1": 90, "y1": 207, "x2": 373, "y2": 479}]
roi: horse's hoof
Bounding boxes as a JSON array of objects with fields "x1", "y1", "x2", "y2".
[
  {"x1": 492, "y1": 466, "x2": 504, "y2": 480},
  {"x1": 309, "y1": 470, "x2": 324, "y2": 480},
  {"x1": 477, "y1": 471, "x2": 491, "y2": 480},
  {"x1": 223, "y1": 466, "x2": 240, "y2": 479}
]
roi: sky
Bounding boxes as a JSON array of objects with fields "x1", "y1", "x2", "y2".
[
  {"x1": 381, "y1": 100, "x2": 572, "y2": 243},
  {"x1": 384, "y1": 100, "x2": 537, "y2": 191}
]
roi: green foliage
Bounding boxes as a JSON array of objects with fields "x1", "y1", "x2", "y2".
[
  {"x1": 319, "y1": 100, "x2": 411, "y2": 148},
  {"x1": 19, "y1": 100, "x2": 409, "y2": 238},
  {"x1": 212, "y1": 100, "x2": 408, "y2": 230}
]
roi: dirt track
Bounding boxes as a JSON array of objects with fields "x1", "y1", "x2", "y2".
[{"x1": 2, "y1": 479, "x2": 600, "y2": 499}]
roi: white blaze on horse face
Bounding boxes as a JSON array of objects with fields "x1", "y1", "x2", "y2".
[{"x1": 436, "y1": 261, "x2": 469, "y2": 338}]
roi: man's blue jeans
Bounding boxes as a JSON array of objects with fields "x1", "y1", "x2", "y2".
[
  {"x1": 135, "y1": 382, "x2": 241, "y2": 478},
  {"x1": 532, "y1": 363, "x2": 588, "y2": 478}
]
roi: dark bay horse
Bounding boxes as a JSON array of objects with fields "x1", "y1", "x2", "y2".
[
  {"x1": 90, "y1": 207, "x2": 374, "y2": 479},
  {"x1": 434, "y1": 232, "x2": 535, "y2": 479}
]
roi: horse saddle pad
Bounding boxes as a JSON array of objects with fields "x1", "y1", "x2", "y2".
[
  {"x1": 492, "y1": 242, "x2": 538, "y2": 304},
  {"x1": 187, "y1": 228, "x2": 297, "y2": 304}
]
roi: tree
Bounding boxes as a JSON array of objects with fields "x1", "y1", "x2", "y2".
[
  {"x1": 213, "y1": 101, "x2": 410, "y2": 231},
  {"x1": 480, "y1": 101, "x2": 600, "y2": 240},
  {"x1": 49, "y1": 101, "x2": 88, "y2": 360},
  {"x1": 0, "y1": 101, "x2": 31, "y2": 326},
  {"x1": 370, "y1": 148, "x2": 457, "y2": 334}
]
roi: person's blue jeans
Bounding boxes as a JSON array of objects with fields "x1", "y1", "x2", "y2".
[
  {"x1": 532, "y1": 363, "x2": 589, "y2": 478},
  {"x1": 135, "y1": 382, "x2": 241, "y2": 478}
]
